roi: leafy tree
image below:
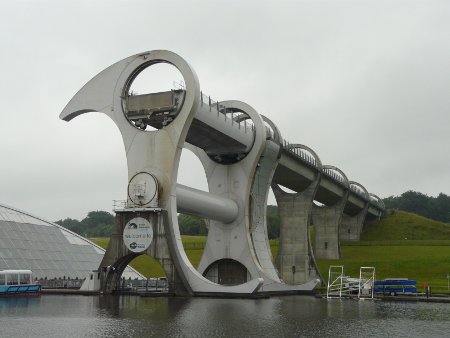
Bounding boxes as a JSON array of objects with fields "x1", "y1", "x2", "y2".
[
  {"x1": 81, "y1": 211, "x2": 114, "y2": 228},
  {"x1": 55, "y1": 205, "x2": 283, "y2": 239},
  {"x1": 55, "y1": 211, "x2": 115, "y2": 237},
  {"x1": 55, "y1": 218, "x2": 83, "y2": 234},
  {"x1": 434, "y1": 193, "x2": 450, "y2": 223},
  {"x1": 178, "y1": 214, "x2": 208, "y2": 235},
  {"x1": 383, "y1": 191, "x2": 450, "y2": 223},
  {"x1": 178, "y1": 206, "x2": 281, "y2": 238}
]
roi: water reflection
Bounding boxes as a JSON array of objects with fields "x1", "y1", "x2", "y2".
[
  {"x1": 0, "y1": 296, "x2": 41, "y2": 314},
  {"x1": 0, "y1": 295, "x2": 449, "y2": 337}
]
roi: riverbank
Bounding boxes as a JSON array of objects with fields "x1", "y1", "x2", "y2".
[
  {"x1": 89, "y1": 236, "x2": 450, "y2": 294},
  {"x1": 316, "y1": 292, "x2": 450, "y2": 303},
  {"x1": 40, "y1": 288, "x2": 450, "y2": 303}
]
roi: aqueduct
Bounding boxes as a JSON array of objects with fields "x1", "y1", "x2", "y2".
[{"x1": 60, "y1": 50, "x2": 385, "y2": 296}]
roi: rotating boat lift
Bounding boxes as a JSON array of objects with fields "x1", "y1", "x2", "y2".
[{"x1": 60, "y1": 50, "x2": 385, "y2": 296}]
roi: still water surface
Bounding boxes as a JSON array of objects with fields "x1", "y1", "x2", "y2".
[{"x1": 0, "y1": 295, "x2": 449, "y2": 337}]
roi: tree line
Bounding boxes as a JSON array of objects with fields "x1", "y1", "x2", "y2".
[
  {"x1": 55, "y1": 190, "x2": 449, "y2": 238},
  {"x1": 56, "y1": 208, "x2": 282, "y2": 239},
  {"x1": 382, "y1": 190, "x2": 450, "y2": 223},
  {"x1": 179, "y1": 207, "x2": 281, "y2": 239},
  {"x1": 55, "y1": 211, "x2": 115, "y2": 238}
]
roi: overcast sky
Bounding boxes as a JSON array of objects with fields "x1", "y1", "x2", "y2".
[{"x1": 0, "y1": 0, "x2": 449, "y2": 221}]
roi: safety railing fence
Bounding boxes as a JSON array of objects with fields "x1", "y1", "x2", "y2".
[
  {"x1": 200, "y1": 90, "x2": 255, "y2": 135},
  {"x1": 113, "y1": 200, "x2": 128, "y2": 211},
  {"x1": 125, "y1": 82, "x2": 256, "y2": 136},
  {"x1": 282, "y1": 140, "x2": 318, "y2": 168},
  {"x1": 350, "y1": 184, "x2": 367, "y2": 200},
  {"x1": 370, "y1": 197, "x2": 384, "y2": 208},
  {"x1": 322, "y1": 167, "x2": 345, "y2": 185},
  {"x1": 112, "y1": 200, "x2": 161, "y2": 211},
  {"x1": 129, "y1": 82, "x2": 383, "y2": 210},
  {"x1": 118, "y1": 277, "x2": 169, "y2": 292},
  {"x1": 280, "y1": 141, "x2": 382, "y2": 209},
  {"x1": 37, "y1": 278, "x2": 84, "y2": 289},
  {"x1": 280, "y1": 142, "x2": 381, "y2": 209},
  {"x1": 128, "y1": 80, "x2": 254, "y2": 133}
]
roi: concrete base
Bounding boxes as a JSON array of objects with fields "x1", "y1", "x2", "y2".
[
  {"x1": 260, "y1": 278, "x2": 321, "y2": 293},
  {"x1": 98, "y1": 211, "x2": 190, "y2": 295}
]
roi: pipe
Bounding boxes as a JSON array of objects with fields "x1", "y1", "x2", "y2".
[{"x1": 176, "y1": 184, "x2": 239, "y2": 224}]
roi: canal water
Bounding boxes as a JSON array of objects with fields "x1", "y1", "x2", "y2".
[{"x1": 0, "y1": 295, "x2": 448, "y2": 337}]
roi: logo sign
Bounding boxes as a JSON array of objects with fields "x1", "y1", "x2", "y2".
[{"x1": 123, "y1": 217, "x2": 153, "y2": 253}]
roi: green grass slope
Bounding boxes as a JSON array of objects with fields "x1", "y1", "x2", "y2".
[
  {"x1": 316, "y1": 245, "x2": 450, "y2": 293},
  {"x1": 90, "y1": 236, "x2": 206, "y2": 279},
  {"x1": 328, "y1": 210, "x2": 450, "y2": 293},
  {"x1": 90, "y1": 212, "x2": 450, "y2": 293},
  {"x1": 362, "y1": 210, "x2": 450, "y2": 240}
]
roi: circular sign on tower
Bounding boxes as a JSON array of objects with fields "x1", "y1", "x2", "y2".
[
  {"x1": 127, "y1": 172, "x2": 159, "y2": 206},
  {"x1": 123, "y1": 217, "x2": 154, "y2": 253}
]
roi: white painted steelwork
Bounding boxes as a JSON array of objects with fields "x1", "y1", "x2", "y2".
[
  {"x1": 176, "y1": 184, "x2": 238, "y2": 224},
  {"x1": 327, "y1": 265, "x2": 344, "y2": 299},
  {"x1": 358, "y1": 267, "x2": 376, "y2": 300},
  {"x1": 60, "y1": 50, "x2": 264, "y2": 295},
  {"x1": 59, "y1": 49, "x2": 384, "y2": 296}
]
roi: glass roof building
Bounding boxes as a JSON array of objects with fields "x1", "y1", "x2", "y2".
[{"x1": 0, "y1": 203, "x2": 142, "y2": 280}]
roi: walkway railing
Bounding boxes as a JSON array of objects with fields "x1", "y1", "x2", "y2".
[
  {"x1": 37, "y1": 278, "x2": 83, "y2": 289},
  {"x1": 200, "y1": 90, "x2": 255, "y2": 135},
  {"x1": 282, "y1": 140, "x2": 318, "y2": 168},
  {"x1": 281, "y1": 142, "x2": 380, "y2": 208},
  {"x1": 370, "y1": 197, "x2": 385, "y2": 209},
  {"x1": 145, "y1": 82, "x2": 382, "y2": 210},
  {"x1": 350, "y1": 184, "x2": 367, "y2": 200},
  {"x1": 322, "y1": 167, "x2": 345, "y2": 185}
]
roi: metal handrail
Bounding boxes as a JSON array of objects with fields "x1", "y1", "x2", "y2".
[
  {"x1": 282, "y1": 140, "x2": 318, "y2": 168},
  {"x1": 200, "y1": 91, "x2": 255, "y2": 135}
]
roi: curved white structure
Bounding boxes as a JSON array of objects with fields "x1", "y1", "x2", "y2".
[
  {"x1": 60, "y1": 50, "x2": 384, "y2": 295},
  {"x1": 61, "y1": 50, "x2": 263, "y2": 295}
]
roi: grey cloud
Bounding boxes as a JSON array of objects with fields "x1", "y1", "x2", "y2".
[{"x1": 0, "y1": 0, "x2": 449, "y2": 220}]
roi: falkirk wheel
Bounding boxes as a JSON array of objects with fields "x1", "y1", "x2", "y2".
[{"x1": 60, "y1": 50, "x2": 385, "y2": 296}]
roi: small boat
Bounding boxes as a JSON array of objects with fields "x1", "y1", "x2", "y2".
[{"x1": 0, "y1": 270, "x2": 41, "y2": 296}]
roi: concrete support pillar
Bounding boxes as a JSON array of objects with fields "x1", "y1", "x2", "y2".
[
  {"x1": 339, "y1": 204, "x2": 369, "y2": 241},
  {"x1": 340, "y1": 182, "x2": 370, "y2": 241},
  {"x1": 272, "y1": 181, "x2": 321, "y2": 285},
  {"x1": 99, "y1": 210, "x2": 190, "y2": 295},
  {"x1": 312, "y1": 193, "x2": 348, "y2": 260},
  {"x1": 190, "y1": 103, "x2": 287, "y2": 290}
]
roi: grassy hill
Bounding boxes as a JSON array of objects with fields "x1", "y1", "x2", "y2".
[
  {"x1": 325, "y1": 210, "x2": 450, "y2": 293},
  {"x1": 90, "y1": 210, "x2": 450, "y2": 293},
  {"x1": 362, "y1": 210, "x2": 450, "y2": 240},
  {"x1": 90, "y1": 236, "x2": 207, "y2": 279}
]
